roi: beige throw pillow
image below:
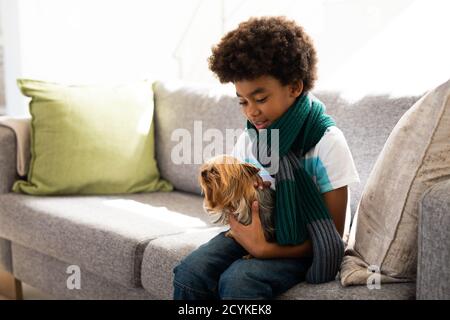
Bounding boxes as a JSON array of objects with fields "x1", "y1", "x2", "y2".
[{"x1": 340, "y1": 79, "x2": 450, "y2": 286}]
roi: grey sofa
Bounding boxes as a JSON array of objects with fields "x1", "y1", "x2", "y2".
[{"x1": 0, "y1": 80, "x2": 448, "y2": 300}]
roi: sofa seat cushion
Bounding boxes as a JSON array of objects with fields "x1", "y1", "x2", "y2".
[
  {"x1": 0, "y1": 191, "x2": 212, "y2": 288},
  {"x1": 140, "y1": 228, "x2": 416, "y2": 300},
  {"x1": 141, "y1": 228, "x2": 226, "y2": 299},
  {"x1": 278, "y1": 280, "x2": 416, "y2": 300},
  {"x1": 12, "y1": 242, "x2": 156, "y2": 300}
]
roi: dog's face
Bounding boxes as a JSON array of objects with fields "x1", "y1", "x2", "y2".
[{"x1": 198, "y1": 155, "x2": 260, "y2": 224}]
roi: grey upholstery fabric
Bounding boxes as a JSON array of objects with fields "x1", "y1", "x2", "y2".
[
  {"x1": 153, "y1": 81, "x2": 245, "y2": 195},
  {"x1": 0, "y1": 191, "x2": 212, "y2": 288},
  {"x1": 140, "y1": 227, "x2": 415, "y2": 300},
  {"x1": 313, "y1": 92, "x2": 422, "y2": 220},
  {"x1": 417, "y1": 178, "x2": 450, "y2": 299},
  {"x1": 0, "y1": 126, "x2": 16, "y2": 273},
  {"x1": 0, "y1": 126, "x2": 19, "y2": 194},
  {"x1": 0, "y1": 82, "x2": 433, "y2": 300},
  {"x1": 278, "y1": 279, "x2": 416, "y2": 300},
  {"x1": 0, "y1": 237, "x2": 12, "y2": 272},
  {"x1": 152, "y1": 80, "x2": 422, "y2": 218},
  {"x1": 141, "y1": 227, "x2": 226, "y2": 299},
  {"x1": 12, "y1": 242, "x2": 155, "y2": 300}
]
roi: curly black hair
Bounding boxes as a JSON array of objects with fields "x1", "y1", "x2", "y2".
[{"x1": 208, "y1": 16, "x2": 318, "y2": 93}]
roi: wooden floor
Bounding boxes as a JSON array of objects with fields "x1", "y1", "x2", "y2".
[{"x1": 0, "y1": 283, "x2": 55, "y2": 300}]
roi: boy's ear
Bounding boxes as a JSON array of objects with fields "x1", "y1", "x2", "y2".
[{"x1": 290, "y1": 80, "x2": 303, "y2": 98}]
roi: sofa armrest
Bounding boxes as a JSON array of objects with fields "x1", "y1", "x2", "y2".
[
  {"x1": 417, "y1": 178, "x2": 450, "y2": 300},
  {"x1": 0, "y1": 238, "x2": 12, "y2": 272},
  {"x1": 0, "y1": 126, "x2": 18, "y2": 194}
]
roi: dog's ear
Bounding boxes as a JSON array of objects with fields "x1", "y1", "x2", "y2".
[
  {"x1": 200, "y1": 169, "x2": 209, "y2": 181},
  {"x1": 242, "y1": 163, "x2": 260, "y2": 178},
  {"x1": 198, "y1": 167, "x2": 219, "y2": 205},
  {"x1": 199, "y1": 170, "x2": 211, "y2": 195},
  {"x1": 200, "y1": 167, "x2": 219, "y2": 183}
]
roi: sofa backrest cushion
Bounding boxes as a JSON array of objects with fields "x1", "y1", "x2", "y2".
[
  {"x1": 153, "y1": 81, "x2": 244, "y2": 195},
  {"x1": 153, "y1": 80, "x2": 422, "y2": 216},
  {"x1": 314, "y1": 92, "x2": 422, "y2": 217}
]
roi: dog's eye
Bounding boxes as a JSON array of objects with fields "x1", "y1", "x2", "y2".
[{"x1": 201, "y1": 170, "x2": 208, "y2": 180}]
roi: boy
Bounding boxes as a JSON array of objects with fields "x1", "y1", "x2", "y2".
[{"x1": 173, "y1": 16, "x2": 360, "y2": 300}]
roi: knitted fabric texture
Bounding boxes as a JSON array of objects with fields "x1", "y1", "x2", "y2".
[{"x1": 247, "y1": 93, "x2": 344, "y2": 283}]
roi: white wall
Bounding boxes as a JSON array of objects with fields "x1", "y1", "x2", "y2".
[
  {"x1": 219, "y1": 0, "x2": 450, "y2": 100},
  {"x1": 1, "y1": 0, "x2": 449, "y2": 116},
  {"x1": 1, "y1": 0, "x2": 24, "y2": 116},
  {"x1": 1, "y1": 0, "x2": 223, "y2": 116}
]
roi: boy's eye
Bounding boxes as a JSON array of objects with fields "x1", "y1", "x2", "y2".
[
  {"x1": 239, "y1": 97, "x2": 268, "y2": 106},
  {"x1": 256, "y1": 97, "x2": 268, "y2": 103}
]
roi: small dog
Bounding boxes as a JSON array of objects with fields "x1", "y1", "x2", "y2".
[{"x1": 198, "y1": 155, "x2": 276, "y2": 258}]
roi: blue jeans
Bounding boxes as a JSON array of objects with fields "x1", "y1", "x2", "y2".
[{"x1": 173, "y1": 231, "x2": 313, "y2": 300}]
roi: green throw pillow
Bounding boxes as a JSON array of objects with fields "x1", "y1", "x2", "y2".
[{"x1": 13, "y1": 79, "x2": 173, "y2": 195}]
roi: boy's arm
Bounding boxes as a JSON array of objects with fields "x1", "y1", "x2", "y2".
[
  {"x1": 322, "y1": 186, "x2": 348, "y2": 237},
  {"x1": 229, "y1": 186, "x2": 348, "y2": 259},
  {"x1": 260, "y1": 186, "x2": 348, "y2": 258},
  {"x1": 259, "y1": 239, "x2": 313, "y2": 259}
]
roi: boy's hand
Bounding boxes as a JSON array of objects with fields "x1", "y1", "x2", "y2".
[
  {"x1": 229, "y1": 201, "x2": 269, "y2": 258},
  {"x1": 253, "y1": 176, "x2": 271, "y2": 190}
]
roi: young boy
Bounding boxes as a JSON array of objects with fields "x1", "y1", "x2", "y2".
[{"x1": 173, "y1": 16, "x2": 360, "y2": 300}]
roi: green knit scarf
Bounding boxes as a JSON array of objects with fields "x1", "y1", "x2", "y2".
[{"x1": 247, "y1": 93, "x2": 344, "y2": 283}]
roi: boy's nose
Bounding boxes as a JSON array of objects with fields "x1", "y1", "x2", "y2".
[{"x1": 247, "y1": 103, "x2": 261, "y2": 117}]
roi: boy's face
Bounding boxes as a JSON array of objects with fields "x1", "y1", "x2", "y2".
[{"x1": 235, "y1": 75, "x2": 303, "y2": 130}]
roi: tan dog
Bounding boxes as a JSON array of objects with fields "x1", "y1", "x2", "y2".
[{"x1": 198, "y1": 155, "x2": 276, "y2": 258}]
